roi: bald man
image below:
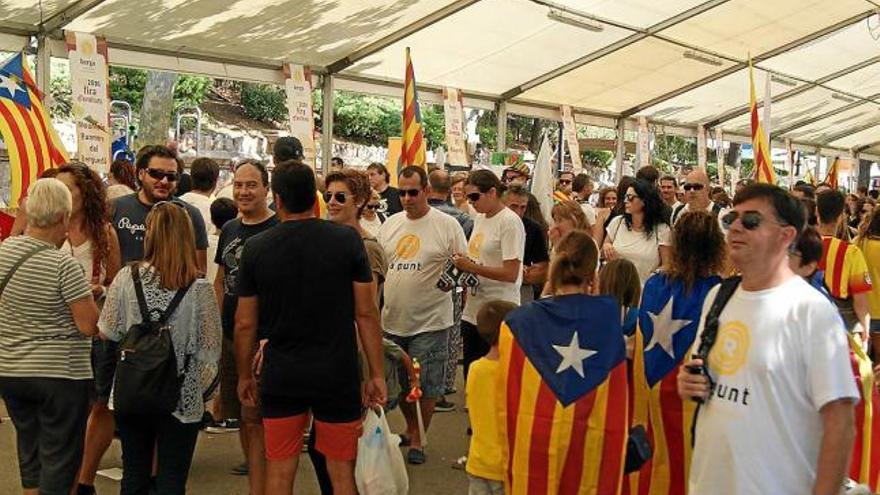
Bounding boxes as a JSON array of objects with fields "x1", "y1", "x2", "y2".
[{"x1": 671, "y1": 169, "x2": 727, "y2": 227}]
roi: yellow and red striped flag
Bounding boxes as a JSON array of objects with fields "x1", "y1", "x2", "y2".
[
  {"x1": 498, "y1": 295, "x2": 628, "y2": 495},
  {"x1": 0, "y1": 52, "x2": 68, "y2": 207},
  {"x1": 848, "y1": 333, "x2": 880, "y2": 491},
  {"x1": 825, "y1": 157, "x2": 840, "y2": 190},
  {"x1": 400, "y1": 47, "x2": 426, "y2": 169},
  {"x1": 749, "y1": 60, "x2": 775, "y2": 185},
  {"x1": 626, "y1": 274, "x2": 720, "y2": 495}
]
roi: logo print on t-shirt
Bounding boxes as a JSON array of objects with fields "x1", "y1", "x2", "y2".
[
  {"x1": 468, "y1": 233, "x2": 484, "y2": 259},
  {"x1": 709, "y1": 320, "x2": 751, "y2": 376},
  {"x1": 396, "y1": 234, "x2": 421, "y2": 260}
]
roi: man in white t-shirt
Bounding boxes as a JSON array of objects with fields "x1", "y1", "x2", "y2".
[
  {"x1": 179, "y1": 157, "x2": 219, "y2": 233},
  {"x1": 659, "y1": 174, "x2": 682, "y2": 211},
  {"x1": 572, "y1": 172, "x2": 597, "y2": 227},
  {"x1": 454, "y1": 170, "x2": 525, "y2": 381},
  {"x1": 678, "y1": 183, "x2": 858, "y2": 495},
  {"x1": 671, "y1": 169, "x2": 726, "y2": 227},
  {"x1": 379, "y1": 166, "x2": 468, "y2": 465}
]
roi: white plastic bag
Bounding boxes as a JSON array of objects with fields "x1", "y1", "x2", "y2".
[{"x1": 355, "y1": 408, "x2": 409, "y2": 495}]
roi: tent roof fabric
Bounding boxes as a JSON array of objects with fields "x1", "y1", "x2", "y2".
[{"x1": 3, "y1": 0, "x2": 880, "y2": 154}]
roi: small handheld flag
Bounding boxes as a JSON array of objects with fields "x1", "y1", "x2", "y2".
[
  {"x1": 0, "y1": 52, "x2": 69, "y2": 207},
  {"x1": 749, "y1": 60, "x2": 775, "y2": 185},
  {"x1": 406, "y1": 358, "x2": 427, "y2": 447},
  {"x1": 825, "y1": 157, "x2": 840, "y2": 190},
  {"x1": 400, "y1": 48, "x2": 427, "y2": 168}
]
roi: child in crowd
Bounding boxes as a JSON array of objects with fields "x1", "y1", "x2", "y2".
[
  {"x1": 598, "y1": 258, "x2": 642, "y2": 338},
  {"x1": 466, "y1": 300, "x2": 517, "y2": 495}
]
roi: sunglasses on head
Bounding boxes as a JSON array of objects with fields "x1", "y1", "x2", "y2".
[
  {"x1": 400, "y1": 188, "x2": 422, "y2": 198},
  {"x1": 323, "y1": 191, "x2": 348, "y2": 204},
  {"x1": 467, "y1": 192, "x2": 482, "y2": 202},
  {"x1": 721, "y1": 210, "x2": 787, "y2": 230},
  {"x1": 152, "y1": 199, "x2": 186, "y2": 210},
  {"x1": 683, "y1": 183, "x2": 705, "y2": 192},
  {"x1": 146, "y1": 168, "x2": 179, "y2": 182}
]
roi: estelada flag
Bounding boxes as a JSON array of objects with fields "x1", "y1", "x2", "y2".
[
  {"x1": 628, "y1": 274, "x2": 720, "y2": 495},
  {"x1": 498, "y1": 294, "x2": 628, "y2": 495},
  {"x1": 400, "y1": 47, "x2": 426, "y2": 168},
  {"x1": 848, "y1": 333, "x2": 880, "y2": 491},
  {"x1": 749, "y1": 59, "x2": 775, "y2": 185},
  {"x1": 0, "y1": 210, "x2": 15, "y2": 240},
  {"x1": 0, "y1": 52, "x2": 68, "y2": 207},
  {"x1": 825, "y1": 157, "x2": 840, "y2": 190},
  {"x1": 553, "y1": 190, "x2": 571, "y2": 203}
]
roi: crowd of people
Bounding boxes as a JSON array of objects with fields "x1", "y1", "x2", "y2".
[{"x1": 0, "y1": 134, "x2": 879, "y2": 495}]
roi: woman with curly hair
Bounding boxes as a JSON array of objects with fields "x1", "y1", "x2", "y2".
[
  {"x1": 631, "y1": 210, "x2": 725, "y2": 494},
  {"x1": 57, "y1": 163, "x2": 121, "y2": 297},
  {"x1": 107, "y1": 158, "x2": 137, "y2": 200},
  {"x1": 601, "y1": 179, "x2": 671, "y2": 284}
]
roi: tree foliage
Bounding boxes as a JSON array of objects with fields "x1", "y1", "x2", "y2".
[
  {"x1": 107, "y1": 67, "x2": 211, "y2": 113},
  {"x1": 240, "y1": 83, "x2": 287, "y2": 123}
]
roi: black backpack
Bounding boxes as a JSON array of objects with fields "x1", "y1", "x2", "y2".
[{"x1": 113, "y1": 266, "x2": 192, "y2": 416}]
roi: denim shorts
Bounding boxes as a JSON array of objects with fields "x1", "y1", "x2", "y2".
[{"x1": 385, "y1": 327, "x2": 450, "y2": 400}]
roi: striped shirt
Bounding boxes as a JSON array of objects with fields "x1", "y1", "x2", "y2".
[
  {"x1": 0, "y1": 236, "x2": 93, "y2": 379},
  {"x1": 819, "y1": 236, "x2": 872, "y2": 300}
]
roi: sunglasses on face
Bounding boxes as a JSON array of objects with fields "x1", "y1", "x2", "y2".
[
  {"x1": 323, "y1": 191, "x2": 348, "y2": 204},
  {"x1": 467, "y1": 192, "x2": 482, "y2": 202},
  {"x1": 145, "y1": 168, "x2": 179, "y2": 182},
  {"x1": 558, "y1": 179, "x2": 572, "y2": 185},
  {"x1": 624, "y1": 194, "x2": 639, "y2": 202},
  {"x1": 366, "y1": 204, "x2": 380, "y2": 210},
  {"x1": 683, "y1": 183, "x2": 705, "y2": 192},
  {"x1": 400, "y1": 188, "x2": 422, "y2": 198},
  {"x1": 721, "y1": 210, "x2": 786, "y2": 231}
]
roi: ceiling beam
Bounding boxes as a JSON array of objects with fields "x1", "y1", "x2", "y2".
[
  {"x1": 704, "y1": 55, "x2": 880, "y2": 128},
  {"x1": 500, "y1": 0, "x2": 733, "y2": 100},
  {"x1": 770, "y1": 100, "x2": 871, "y2": 138},
  {"x1": 855, "y1": 139, "x2": 880, "y2": 153},
  {"x1": 39, "y1": 0, "x2": 111, "y2": 35},
  {"x1": 618, "y1": 9, "x2": 877, "y2": 118},
  {"x1": 325, "y1": 0, "x2": 482, "y2": 74},
  {"x1": 822, "y1": 119, "x2": 880, "y2": 146}
]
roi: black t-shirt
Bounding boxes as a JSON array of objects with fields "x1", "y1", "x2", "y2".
[
  {"x1": 112, "y1": 193, "x2": 209, "y2": 263},
  {"x1": 237, "y1": 219, "x2": 373, "y2": 399},
  {"x1": 215, "y1": 215, "x2": 280, "y2": 339},
  {"x1": 522, "y1": 216, "x2": 550, "y2": 266},
  {"x1": 379, "y1": 187, "x2": 403, "y2": 216}
]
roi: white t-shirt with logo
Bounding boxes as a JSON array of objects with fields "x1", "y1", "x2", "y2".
[
  {"x1": 462, "y1": 207, "x2": 526, "y2": 325},
  {"x1": 379, "y1": 208, "x2": 468, "y2": 336},
  {"x1": 689, "y1": 275, "x2": 858, "y2": 495},
  {"x1": 605, "y1": 215, "x2": 671, "y2": 285}
]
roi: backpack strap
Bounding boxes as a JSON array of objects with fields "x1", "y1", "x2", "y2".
[
  {"x1": 672, "y1": 203, "x2": 686, "y2": 224},
  {"x1": 694, "y1": 276, "x2": 741, "y2": 370},
  {"x1": 158, "y1": 282, "x2": 193, "y2": 325},
  {"x1": 131, "y1": 265, "x2": 152, "y2": 323},
  {"x1": 711, "y1": 202, "x2": 723, "y2": 216}
]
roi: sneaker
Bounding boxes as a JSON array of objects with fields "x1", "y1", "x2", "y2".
[
  {"x1": 407, "y1": 448, "x2": 426, "y2": 465},
  {"x1": 229, "y1": 462, "x2": 248, "y2": 476},
  {"x1": 434, "y1": 398, "x2": 455, "y2": 412},
  {"x1": 206, "y1": 419, "x2": 240, "y2": 434}
]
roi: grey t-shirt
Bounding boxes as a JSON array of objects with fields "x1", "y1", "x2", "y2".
[{"x1": 112, "y1": 193, "x2": 209, "y2": 263}]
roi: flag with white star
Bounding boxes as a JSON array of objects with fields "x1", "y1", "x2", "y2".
[
  {"x1": 627, "y1": 273, "x2": 720, "y2": 495},
  {"x1": 497, "y1": 294, "x2": 628, "y2": 495},
  {"x1": 0, "y1": 52, "x2": 68, "y2": 207}
]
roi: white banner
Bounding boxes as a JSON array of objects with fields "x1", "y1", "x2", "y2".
[
  {"x1": 560, "y1": 105, "x2": 582, "y2": 171},
  {"x1": 697, "y1": 124, "x2": 707, "y2": 171},
  {"x1": 67, "y1": 32, "x2": 110, "y2": 173},
  {"x1": 285, "y1": 64, "x2": 316, "y2": 168},
  {"x1": 638, "y1": 116, "x2": 650, "y2": 169},
  {"x1": 715, "y1": 127, "x2": 725, "y2": 187},
  {"x1": 442, "y1": 87, "x2": 468, "y2": 166}
]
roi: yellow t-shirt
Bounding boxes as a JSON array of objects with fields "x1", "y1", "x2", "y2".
[
  {"x1": 858, "y1": 238, "x2": 880, "y2": 317},
  {"x1": 465, "y1": 357, "x2": 504, "y2": 481}
]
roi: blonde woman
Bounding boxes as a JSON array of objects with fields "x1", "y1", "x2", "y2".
[
  {"x1": 359, "y1": 189, "x2": 384, "y2": 238},
  {"x1": 99, "y1": 202, "x2": 221, "y2": 494}
]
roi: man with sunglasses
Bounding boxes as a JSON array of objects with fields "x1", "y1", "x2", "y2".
[
  {"x1": 556, "y1": 170, "x2": 574, "y2": 196},
  {"x1": 678, "y1": 184, "x2": 857, "y2": 495},
  {"x1": 501, "y1": 165, "x2": 529, "y2": 187},
  {"x1": 671, "y1": 169, "x2": 726, "y2": 227},
  {"x1": 379, "y1": 166, "x2": 468, "y2": 465}
]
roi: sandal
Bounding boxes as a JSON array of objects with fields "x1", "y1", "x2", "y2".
[{"x1": 407, "y1": 448, "x2": 426, "y2": 465}]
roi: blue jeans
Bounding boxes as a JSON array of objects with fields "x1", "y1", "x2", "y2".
[{"x1": 116, "y1": 413, "x2": 200, "y2": 495}]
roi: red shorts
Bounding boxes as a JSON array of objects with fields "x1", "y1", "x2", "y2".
[{"x1": 264, "y1": 414, "x2": 362, "y2": 462}]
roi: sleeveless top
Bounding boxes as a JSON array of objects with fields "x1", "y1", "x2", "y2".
[{"x1": 62, "y1": 238, "x2": 106, "y2": 284}]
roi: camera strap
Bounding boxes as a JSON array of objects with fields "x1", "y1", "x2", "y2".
[{"x1": 690, "y1": 275, "x2": 741, "y2": 446}]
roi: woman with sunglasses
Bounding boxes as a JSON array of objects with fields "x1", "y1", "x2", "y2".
[
  {"x1": 602, "y1": 179, "x2": 671, "y2": 285},
  {"x1": 359, "y1": 189, "x2": 384, "y2": 238},
  {"x1": 99, "y1": 201, "x2": 220, "y2": 495},
  {"x1": 455, "y1": 169, "x2": 525, "y2": 381}
]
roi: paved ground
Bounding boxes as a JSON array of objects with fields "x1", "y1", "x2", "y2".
[{"x1": 0, "y1": 387, "x2": 471, "y2": 494}]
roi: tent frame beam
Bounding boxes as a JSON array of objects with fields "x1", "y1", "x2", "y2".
[
  {"x1": 39, "y1": 0, "x2": 111, "y2": 35},
  {"x1": 821, "y1": 120, "x2": 880, "y2": 146},
  {"x1": 618, "y1": 9, "x2": 878, "y2": 118},
  {"x1": 770, "y1": 99, "x2": 874, "y2": 138},
  {"x1": 501, "y1": 0, "x2": 733, "y2": 100},
  {"x1": 325, "y1": 0, "x2": 482, "y2": 74},
  {"x1": 705, "y1": 55, "x2": 880, "y2": 128}
]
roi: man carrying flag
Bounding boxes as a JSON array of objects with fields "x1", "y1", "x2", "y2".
[
  {"x1": 0, "y1": 52, "x2": 68, "y2": 207},
  {"x1": 749, "y1": 60, "x2": 776, "y2": 185},
  {"x1": 497, "y1": 230, "x2": 628, "y2": 495},
  {"x1": 400, "y1": 47, "x2": 426, "y2": 169}
]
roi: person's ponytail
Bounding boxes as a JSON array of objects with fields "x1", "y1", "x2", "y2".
[{"x1": 547, "y1": 230, "x2": 598, "y2": 294}]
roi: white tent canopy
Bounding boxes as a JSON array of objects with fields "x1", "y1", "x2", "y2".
[{"x1": 3, "y1": 0, "x2": 880, "y2": 160}]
